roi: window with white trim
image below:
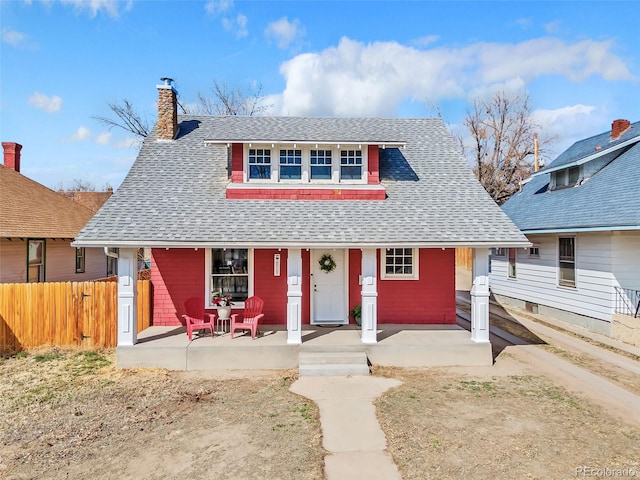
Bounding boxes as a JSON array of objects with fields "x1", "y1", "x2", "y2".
[
  {"x1": 310, "y1": 150, "x2": 332, "y2": 180},
  {"x1": 209, "y1": 248, "x2": 249, "y2": 304},
  {"x1": 508, "y1": 248, "x2": 517, "y2": 278},
  {"x1": 552, "y1": 166, "x2": 581, "y2": 189},
  {"x1": 491, "y1": 248, "x2": 507, "y2": 257},
  {"x1": 381, "y1": 248, "x2": 419, "y2": 280},
  {"x1": 558, "y1": 237, "x2": 576, "y2": 287},
  {"x1": 244, "y1": 145, "x2": 367, "y2": 184},
  {"x1": 279, "y1": 149, "x2": 302, "y2": 180},
  {"x1": 249, "y1": 149, "x2": 271, "y2": 179},
  {"x1": 27, "y1": 239, "x2": 45, "y2": 282},
  {"x1": 75, "y1": 247, "x2": 86, "y2": 273},
  {"x1": 529, "y1": 245, "x2": 540, "y2": 258},
  {"x1": 340, "y1": 149, "x2": 362, "y2": 180}
]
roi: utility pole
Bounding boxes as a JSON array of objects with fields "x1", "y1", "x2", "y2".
[{"x1": 534, "y1": 133, "x2": 540, "y2": 172}]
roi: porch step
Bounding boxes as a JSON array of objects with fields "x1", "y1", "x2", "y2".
[{"x1": 298, "y1": 351, "x2": 370, "y2": 376}]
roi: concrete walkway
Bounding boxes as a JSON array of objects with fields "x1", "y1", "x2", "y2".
[{"x1": 290, "y1": 376, "x2": 402, "y2": 480}]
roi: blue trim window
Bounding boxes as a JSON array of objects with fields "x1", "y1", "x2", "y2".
[
  {"x1": 310, "y1": 150, "x2": 332, "y2": 179},
  {"x1": 340, "y1": 150, "x2": 362, "y2": 180},
  {"x1": 279, "y1": 149, "x2": 302, "y2": 180},
  {"x1": 249, "y1": 149, "x2": 271, "y2": 179}
]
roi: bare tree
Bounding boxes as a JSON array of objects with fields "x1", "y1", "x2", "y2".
[
  {"x1": 459, "y1": 91, "x2": 554, "y2": 205},
  {"x1": 190, "y1": 81, "x2": 270, "y2": 116},
  {"x1": 95, "y1": 81, "x2": 270, "y2": 139},
  {"x1": 55, "y1": 179, "x2": 112, "y2": 192},
  {"x1": 93, "y1": 99, "x2": 151, "y2": 138}
]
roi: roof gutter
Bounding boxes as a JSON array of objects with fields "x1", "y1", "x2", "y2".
[
  {"x1": 74, "y1": 239, "x2": 531, "y2": 249},
  {"x1": 531, "y1": 135, "x2": 640, "y2": 177},
  {"x1": 204, "y1": 140, "x2": 407, "y2": 149},
  {"x1": 521, "y1": 225, "x2": 640, "y2": 234}
]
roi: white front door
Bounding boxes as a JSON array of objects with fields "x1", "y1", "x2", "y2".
[{"x1": 311, "y1": 249, "x2": 347, "y2": 324}]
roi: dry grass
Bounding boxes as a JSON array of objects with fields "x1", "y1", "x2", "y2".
[
  {"x1": 375, "y1": 366, "x2": 640, "y2": 480},
  {"x1": 0, "y1": 347, "x2": 324, "y2": 480}
]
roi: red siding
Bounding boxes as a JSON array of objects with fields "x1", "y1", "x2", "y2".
[
  {"x1": 367, "y1": 145, "x2": 379, "y2": 184},
  {"x1": 377, "y1": 248, "x2": 456, "y2": 324},
  {"x1": 253, "y1": 249, "x2": 288, "y2": 325},
  {"x1": 302, "y1": 250, "x2": 311, "y2": 324},
  {"x1": 348, "y1": 249, "x2": 362, "y2": 325},
  {"x1": 226, "y1": 187, "x2": 385, "y2": 200},
  {"x1": 150, "y1": 247, "x2": 455, "y2": 328},
  {"x1": 231, "y1": 143, "x2": 243, "y2": 183},
  {"x1": 151, "y1": 248, "x2": 210, "y2": 326}
]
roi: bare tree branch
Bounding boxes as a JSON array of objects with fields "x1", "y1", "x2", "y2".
[
  {"x1": 93, "y1": 99, "x2": 150, "y2": 138},
  {"x1": 458, "y1": 91, "x2": 556, "y2": 205}
]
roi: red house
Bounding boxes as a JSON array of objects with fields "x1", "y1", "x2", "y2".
[{"x1": 76, "y1": 79, "x2": 529, "y2": 368}]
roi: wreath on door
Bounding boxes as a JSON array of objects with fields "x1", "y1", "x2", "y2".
[{"x1": 319, "y1": 253, "x2": 337, "y2": 273}]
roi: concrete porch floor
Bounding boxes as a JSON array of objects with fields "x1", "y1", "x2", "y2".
[{"x1": 116, "y1": 321, "x2": 493, "y2": 370}]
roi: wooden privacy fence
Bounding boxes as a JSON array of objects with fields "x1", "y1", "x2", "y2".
[
  {"x1": 0, "y1": 279, "x2": 151, "y2": 355},
  {"x1": 455, "y1": 248, "x2": 473, "y2": 270}
]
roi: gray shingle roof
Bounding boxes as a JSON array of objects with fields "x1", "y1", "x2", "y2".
[
  {"x1": 503, "y1": 123, "x2": 640, "y2": 232},
  {"x1": 75, "y1": 116, "x2": 528, "y2": 248},
  {"x1": 542, "y1": 121, "x2": 639, "y2": 172}
]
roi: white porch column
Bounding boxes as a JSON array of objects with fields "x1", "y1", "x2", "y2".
[
  {"x1": 117, "y1": 248, "x2": 138, "y2": 346},
  {"x1": 470, "y1": 247, "x2": 490, "y2": 343},
  {"x1": 287, "y1": 248, "x2": 303, "y2": 345},
  {"x1": 360, "y1": 248, "x2": 378, "y2": 344}
]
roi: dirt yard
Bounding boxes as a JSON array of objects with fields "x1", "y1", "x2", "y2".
[
  {"x1": 0, "y1": 348, "x2": 323, "y2": 480},
  {"x1": 375, "y1": 353, "x2": 640, "y2": 480},
  {"x1": 1, "y1": 346, "x2": 639, "y2": 480}
]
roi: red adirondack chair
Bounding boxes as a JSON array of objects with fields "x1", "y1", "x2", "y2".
[
  {"x1": 182, "y1": 297, "x2": 216, "y2": 341},
  {"x1": 230, "y1": 296, "x2": 265, "y2": 340}
]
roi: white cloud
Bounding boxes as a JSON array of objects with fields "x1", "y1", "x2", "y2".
[
  {"x1": 95, "y1": 131, "x2": 111, "y2": 145},
  {"x1": 68, "y1": 126, "x2": 92, "y2": 142},
  {"x1": 28, "y1": 91, "x2": 62, "y2": 113},
  {"x1": 205, "y1": 0, "x2": 233, "y2": 15},
  {"x1": 112, "y1": 137, "x2": 141, "y2": 149},
  {"x1": 59, "y1": 0, "x2": 131, "y2": 18},
  {"x1": 412, "y1": 35, "x2": 439, "y2": 48},
  {"x1": 223, "y1": 13, "x2": 248, "y2": 38},
  {"x1": 2, "y1": 27, "x2": 29, "y2": 47},
  {"x1": 275, "y1": 36, "x2": 636, "y2": 117},
  {"x1": 265, "y1": 17, "x2": 304, "y2": 50}
]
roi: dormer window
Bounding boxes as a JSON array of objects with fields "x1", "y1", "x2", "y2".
[
  {"x1": 243, "y1": 144, "x2": 368, "y2": 184},
  {"x1": 340, "y1": 150, "x2": 363, "y2": 180},
  {"x1": 249, "y1": 149, "x2": 271, "y2": 179},
  {"x1": 280, "y1": 149, "x2": 302, "y2": 180},
  {"x1": 552, "y1": 166, "x2": 580, "y2": 189},
  {"x1": 310, "y1": 150, "x2": 332, "y2": 179}
]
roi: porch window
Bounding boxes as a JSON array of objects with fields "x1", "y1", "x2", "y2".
[
  {"x1": 558, "y1": 237, "x2": 576, "y2": 287},
  {"x1": 340, "y1": 150, "x2": 362, "y2": 180},
  {"x1": 310, "y1": 150, "x2": 332, "y2": 180},
  {"x1": 491, "y1": 248, "x2": 507, "y2": 257},
  {"x1": 27, "y1": 239, "x2": 45, "y2": 282},
  {"x1": 279, "y1": 149, "x2": 302, "y2": 180},
  {"x1": 210, "y1": 248, "x2": 249, "y2": 303},
  {"x1": 106, "y1": 248, "x2": 118, "y2": 276},
  {"x1": 529, "y1": 245, "x2": 540, "y2": 258},
  {"x1": 508, "y1": 248, "x2": 517, "y2": 278},
  {"x1": 249, "y1": 149, "x2": 271, "y2": 179},
  {"x1": 380, "y1": 248, "x2": 419, "y2": 280},
  {"x1": 75, "y1": 247, "x2": 86, "y2": 273}
]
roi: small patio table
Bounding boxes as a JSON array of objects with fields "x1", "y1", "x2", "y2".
[{"x1": 216, "y1": 316, "x2": 230, "y2": 335}]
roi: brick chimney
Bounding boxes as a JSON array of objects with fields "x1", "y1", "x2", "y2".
[
  {"x1": 156, "y1": 77, "x2": 178, "y2": 140},
  {"x1": 611, "y1": 119, "x2": 631, "y2": 140},
  {"x1": 2, "y1": 142, "x2": 22, "y2": 172}
]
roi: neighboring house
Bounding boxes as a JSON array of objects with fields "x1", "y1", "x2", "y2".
[
  {"x1": 63, "y1": 189, "x2": 114, "y2": 213},
  {"x1": 0, "y1": 142, "x2": 111, "y2": 283},
  {"x1": 74, "y1": 79, "x2": 529, "y2": 352},
  {"x1": 490, "y1": 119, "x2": 640, "y2": 344}
]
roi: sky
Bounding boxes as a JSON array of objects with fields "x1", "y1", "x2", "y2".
[{"x1": 1, "y1": 0, "x2": 638, "y2": 191}]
